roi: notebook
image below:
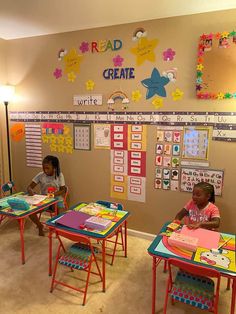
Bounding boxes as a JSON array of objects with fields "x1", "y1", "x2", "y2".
[
  {"x1": 180, "y1": 225, "x2": 220, "y2": 249},
  {"x1": 55, "y1": 211, "x2": 91, "y2": 230}
]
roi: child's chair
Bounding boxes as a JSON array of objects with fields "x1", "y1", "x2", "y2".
[
  {"x1": 1, "y1": 181, "x2": 17, "y2": 197},
  {"x1": 50, "y1": 229, "x2": 102, "y2": 305},
  {"x1": 96, "y1": 200, "x2": 125, "y2": 266},
  {"x1": 163, "y1": 258, "x2": 221, "y2": 314}
]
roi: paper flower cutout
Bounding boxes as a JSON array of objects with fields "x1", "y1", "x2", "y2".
[
  {"x1": 215, "y1": 32, "x2": 221, "y2": 40},
  {"x1": 86, "y1": 80, "x2": 95, "y2": 90},
  {"x1": 113, "y1": 55, "x2": 124, "y2": 67},
  {"x1": 196, "y1": 84, "x2": 202, "y2": 91},
  {"x1": 196, "y1": 77, "x2": 202, "y2": 84},
  {"x1": 217, "y1": 92, "x2": 224, "y2": 100},
  {"x1": 229, "y1": 30, "x2": 236, "y2": 37},
  {"x1": 131, "y1": 90, "x2": 142, "y2": 102},
  {"x1": 152, "y1": 97, "x2": 163, "y2": 109},
  {"x1": 67, "y1": 72, "x2": 76, "y2": 82},
  {"x1": 64, "y1": 48, "x2": 83, "y2": 74},
  {"x1": 53, "y1": 68, "x2": 62, "y2": 79},
  {"x1": 221, "y1": 31, "x2": 229, "y2": 38},
  {"x1": 196, "y1": 64, "x2": 204, "y2": 71},
  {"x1": 196, "y1": 71, "x2": 203, "y2": 77},
  {"x1": 79, "y1": 41, "x2": 89, "y2": 53},
  {"x1": 172, "y1": 88, "x2": 184, "y2": 101},
  {"x1": 141, "y1": 68, "x2": 170, "y2": 99},
  {"x1": 163, "y1": 48, "x2": 176, "y2": 61},
  {"x1": 130, "y1": 37, "x2": 158, "y2": 66}
]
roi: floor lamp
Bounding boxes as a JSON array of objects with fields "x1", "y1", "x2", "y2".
[{"x1": 0, "y1": 85, "x2": 15, "y2": 182}]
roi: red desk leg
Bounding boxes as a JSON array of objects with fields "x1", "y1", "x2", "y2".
[
  {"x1": 102, "y1": 240, "x2": 106, "y2": 292},
  {"x1": 48, "y1": 229, "x2": 53, "y2": 276},
  {"x1": 231, "y1": 277, "x2": 236, "y2": 314},
  {"x1": 18, "y1": 218, "x2": 25, "y2": 264},
  {"x1": 152, "y1": 257, "x2": 162, "y2": 314},
  {"x1": 124, "y1": 221, "x2": 127, "y2": 258}
]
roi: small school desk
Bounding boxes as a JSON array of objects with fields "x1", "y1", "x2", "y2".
[
  {"x1": 148, "y1": 222, "x2": 236, "y2": 314},
  {"x1": 46, "y1": 202, "x2": 130, "y2": 292},
  {"x1": 0, "y1": 193, "x2": 58, "y2": 264}
]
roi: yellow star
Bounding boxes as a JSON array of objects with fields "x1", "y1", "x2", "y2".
[
  {"x1": 132, "y1": 90, "x2": 142, "y2": 102},
  {"x1": 50, "y1": 144, "x2": 57, "y2": 152},
  {"x1": 65, "y1": 136, "x2": 73, "y2": 145},
  {"x1": 86, "y1": 80, "x2": 95, "y2": 91},
  {"x1": 152, "y1": 97, "x2": 163, "y2": 109},
  {"x1": 65, "y1": 145, "x2": 73, "y2": 154},
  {"x1": 172, "y1": 88, "x2": 184, "y2": 101},
  {"x1": 67, "y1": 72, "x2": 76, "y2": 82},
  {"x1": 64, "y1": 48, "x2": 83, "y2": 74},
  {"x1": 221, "y1": 31, "x2": 229, "y2": 38},
  {"x1": 196, "y1": 64, "x2": 204, "y2": 71},
  {"x1": 130, "y1": 37, "x2": 158, "y2": 66},
  {"x1": 217, "y1": 92, "x2": 224, "y2": 100},
  {"x1": 42, "y1": 134, "x2": 49, "y2": 143},
  {"x1": 57, "y1": 135, "x2": 65, "y2": 145}
]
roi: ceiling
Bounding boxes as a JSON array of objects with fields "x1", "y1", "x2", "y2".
[{"x1": 0, "y1": 0, "x2": 236, "y2": 40}]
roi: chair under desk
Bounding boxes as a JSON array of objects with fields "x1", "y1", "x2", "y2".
[
  {"x1": 148, "y1": 222, "x2": 236, "y2": 314},
  {"x1": 0, "y1": 192, "x2": 58, "y2": 264},
  {"x1": 46, "y1": 202, "x2": 130, "y2": 292}
]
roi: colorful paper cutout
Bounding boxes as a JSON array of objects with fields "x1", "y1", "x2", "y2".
[
  {"x1": 86, "y1": 80, "x2": 95, "y2": 91},
  {"x1": 53, "y1": 68, "x2": 62, "y2": 79},
  {"x1": 113, "y1": 55, "x2": 124, "y2": 67},
  {"x1": 10, "y1": 123, "x2": 25, "y2": 142},
  {"x1": 132, "y1": 28, "x2": 147, "y2": 41},
  {"x1": 172, "y1": 88, "x2": 184, "y2": 101},
  {"x1": 152, "y1": 96, "x2": 164, "y2": 109},
  {"x1": 162, "y1": 68, "x2": 177, "y2": 82},
  {"x1": 130, "y1": 37, "x2": 158, "y2": 66},
  {"x1": 107, "y1": 91, "x2": 130, "y2": 110},
  {"x1": 79, "y1": 41, "x2": 89, "y2": 53},
  {"x1": 64, "y1": 48, "x2": 83, "y2": 74},
  {"x1": 131, "y1": 90, "x2": 142, "y2": 102},
  {"x1": 67, "y1": 72, "x2": 76, "y2": 82},
  {"x1": 163, "y1": 48, "x2": 176, "y2": 61},
  {"x1": 141, "y1": 68, "x2": 170, "y2": 99}
]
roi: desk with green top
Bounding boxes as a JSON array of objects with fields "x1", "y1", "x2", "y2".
[
  {"x1": 46, "y1": 202, "x2": 130, "y2": 292},
  {"x1": 0, "y1": 193, "x2": 58, "y2": 264},
  {"x1": 148, "y1": 222, "x2": 236, "y2": 314}
]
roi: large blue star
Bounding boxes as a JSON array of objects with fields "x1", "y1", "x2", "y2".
[{"x1": 141, "y1": 68, "x2": 170, "y2": 99}]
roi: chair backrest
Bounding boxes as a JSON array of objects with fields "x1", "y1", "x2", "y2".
[
  {"x1": 56, "y1": 229, "x2": 91, "y2": 245},
  {"x1": 1, "y1": 181, "x2": 16, "y2": 196},
  {"x1": 96, "y1": 200, "x2": 123, "y2": 211},
  {"x1": 168, "y1": 258, "x2": 221, "y2": 279}
]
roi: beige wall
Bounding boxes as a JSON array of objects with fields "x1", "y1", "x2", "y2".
[{"x1": 4, "y1": 9, "x2": 236, "y2": 234}]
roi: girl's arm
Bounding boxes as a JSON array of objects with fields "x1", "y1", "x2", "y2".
[
  {"x1": 27, "y1": 181, "x2": 37, "y2": 195},
  {"x1": 175, "y1": 208, "x2": 188, "y2": 221},
  {"x1": 54, "y1": 185, "x2": 66, "y2": 197},
  {"x1": 188, "y1": 217, "x2": 220, "y2": 230}
]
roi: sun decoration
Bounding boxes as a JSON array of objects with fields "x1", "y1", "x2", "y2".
[{"x1": 131, "y1": 90, "x2": 142, "y2": 102}]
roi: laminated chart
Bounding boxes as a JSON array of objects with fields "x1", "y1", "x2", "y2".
[{"x1": 110, "y1": 124, "x2": 146, "y2": 202}]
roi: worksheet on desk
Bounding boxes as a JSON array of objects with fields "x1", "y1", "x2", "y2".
[{"x1": 17, "y1": 194, "x2": 48, "y2": 205}]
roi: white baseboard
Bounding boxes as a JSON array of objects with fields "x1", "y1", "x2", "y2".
[{"x1": 127, "y1": 228, "x2": 156, "y2": 241}]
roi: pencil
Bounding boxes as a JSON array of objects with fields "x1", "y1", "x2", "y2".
[{"x1": 218, "y1": 237, "x2": 232, "y2": 249}]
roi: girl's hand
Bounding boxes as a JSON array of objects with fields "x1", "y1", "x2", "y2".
[{"x1": 187, "y1": 222, "x2": 201, "y2": 229}]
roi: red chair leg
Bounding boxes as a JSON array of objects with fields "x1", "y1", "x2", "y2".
[
  {"x1": 82, "y1": 261, "x2": 92, "y2": 305},
  {"x1": 111, "y1": 232, "x2": 120, "y2": 265},
  {"x1": 227, "y1": 278, "x2": 231, "y2": 290}
]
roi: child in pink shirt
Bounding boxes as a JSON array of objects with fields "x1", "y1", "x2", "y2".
[{"x1": 175, "y1": 182, "x2": 220, "y2": 230}]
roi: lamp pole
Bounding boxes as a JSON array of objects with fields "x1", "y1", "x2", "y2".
[{"x1": 4, "y1": 100, "x2": 12, "y2": 182}]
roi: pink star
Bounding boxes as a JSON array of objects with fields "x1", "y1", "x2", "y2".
[
  {"x1": 113, "y1": 55, "x2": 124, "y2": 67},
  {"x1": 79, "y1": 41, "x2": 89, "y2": 53},
  {"x1": 53, "y1": 68, "x2": 62, "y2": 79}
]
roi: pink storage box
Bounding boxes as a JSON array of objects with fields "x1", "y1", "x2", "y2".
[{"x1": 168, "y1": 232, "x2": 199, "y2": 252}]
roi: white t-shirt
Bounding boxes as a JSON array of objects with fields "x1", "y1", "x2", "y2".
[{"x1": 32, "y1": 171, "x2": 65, "y2": 195}]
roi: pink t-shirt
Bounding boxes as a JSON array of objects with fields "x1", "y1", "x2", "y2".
[{"x1": 184, "y1": 200, "x2": 220, "y2": 224}]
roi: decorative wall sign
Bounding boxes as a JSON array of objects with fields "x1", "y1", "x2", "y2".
[
  {"x1": 10, "y1": 123, "x2": 25, "y2": 142},
  {"x1": 182, "y1": 127, "x2": 210, "y2": 160},
  {"x1": 180, "y1": 167, "x2": 224, "y2": 196},
  {"x1": 73, "y1": 124, "x2": 91, "y2": 150},
  {"x1": 196, "y1": 31, "x2": 236, "y2": 100},
  {"x1": 73, "y1": 95, "x2": 102, "y2": 106},
  {"x1": 130, "y1": 37, "x2": 158, "y2": 65},
  {"x1": 103, "y1": 67, "x2": 135, "y2": 80},
  {"x1": 25, "y1": 124, "x2": 42, "y2": 168},
  {"x1": 141, "y1": 68, "x2": 170, "y2": 99}
]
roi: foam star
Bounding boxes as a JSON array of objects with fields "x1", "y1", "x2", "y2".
[
  {"x1": 64, "y1": 48, "x2": 83, "y2": 74},
  {"x1": 130, "y1": 37, "x2": 158, "y2": 66},
  {"x1": 141, "y1": 68, "x2": 170, "y2": 99},
  {"x1": 113, "y1": 55, "x2": 124, "y2": 67},
  {"x1": 131, "y1": 90, "x2": 142, "y2": 102},
  {"x1": 225, "y1": 93, "x2": 232, "y2": 99},
  {"x1": 86, "y1": 80, "x2": 95, "y2": 90},
  {"x1": 217, "y1": 92, "x2": 224, "y2": 100},
  {"x1": 67, "y1": 72, "x2": 76, "y2": 82},
  {"x1": 152, "y1": 97, "x2": 164, "y2": 109},
  {"x1": 229, "y1": 30, "x2": 236, "y2": 37},
  {"x1": 53, "y1": 68, "x2": 62, "y2": 79},
  {"x1": 221, "y1": 31, "x2": 229, "y2": 38},
  {"x1": 172, "y1": 88, "x2": 184, "y2": 101},
  {"x1": 196, "y1": 64, "x2": 204, "y2": 71}
]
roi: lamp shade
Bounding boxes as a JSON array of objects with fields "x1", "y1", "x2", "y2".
[{"x1": 0, "y1": 85, "x2": 15, "y2": 103}]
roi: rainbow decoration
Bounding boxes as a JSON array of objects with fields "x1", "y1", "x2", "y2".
[{"x1": 107, "y1": 91, "x2": 130, "y2": 110}]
